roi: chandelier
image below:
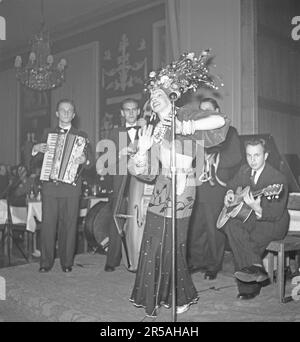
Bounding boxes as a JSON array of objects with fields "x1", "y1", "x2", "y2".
[{"x1": 14, "y1": 0, "x2": 67, "y2": 91}]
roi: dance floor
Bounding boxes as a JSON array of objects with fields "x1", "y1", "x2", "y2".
[{"x1": 0, "y1": 252, "x2": 300, "y2": 322}]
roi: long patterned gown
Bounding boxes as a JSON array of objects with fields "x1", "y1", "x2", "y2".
[{"x1": 129, "y1": 106, "x2": 229, "y2": 317}]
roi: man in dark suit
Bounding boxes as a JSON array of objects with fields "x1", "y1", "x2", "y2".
[
  {"x1": 32, "y1": 99, "x2": 93, "y2": 273},
  {"x1": 223, "y1": 138, "x2": 289, "y2": 299},
  {"x1": 187, "y1": 98, "x2": 242, "y2": 280},
  {"x1": 97, "y1": 98, "x2": 144, "y2": 272}
]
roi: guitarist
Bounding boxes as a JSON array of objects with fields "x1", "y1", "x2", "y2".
[{"x1": 223, "y1": 138, "x2": 290, "y2": 300}]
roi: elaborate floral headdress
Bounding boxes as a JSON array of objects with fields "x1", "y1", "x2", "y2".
[{"x1": 144, "y1": 50, "x2": 223, "y2": 99}]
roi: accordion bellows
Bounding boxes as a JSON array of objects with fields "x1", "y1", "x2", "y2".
[{"x1": 40, "y1": 133, "x2": 86, "y2": 185}]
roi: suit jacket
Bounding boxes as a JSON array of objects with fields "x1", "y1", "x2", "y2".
[
  {"x1": 204, "y1": 126, "x2": 241, "y2": 181},
  {"x1": 197, "y1": 126, "x2": 242, "y2": 204},
  {"x1": 106, "y1": 125, "x2": 139, "y2": 201},
  {"x1": 227, "y1": 162, "x2": 290, "y2": 228},
  {"x1": 34, "y1": 126, "x2": 93, "y2": 198}
]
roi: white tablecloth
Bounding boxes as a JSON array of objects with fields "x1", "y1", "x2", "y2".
[
  {"x1": 288, "y1": 210, "x2": 300, "y2": 232},
  {"x1": 25, "y1": 197, "x2": 108, "y2": 233},
  {"x1": 26, "y1": 201, "x2": 42, "y2": 232},
  {"x1": 0, "y1": 199, "x2": 27, "y2": 225}
]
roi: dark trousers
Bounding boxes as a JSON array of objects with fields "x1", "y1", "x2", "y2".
[
  {"x1": 187, "y1": 185, "x2": 226, "y2": 273},
  {"x1": 224, "y1": 215, "x2": 289, "y2": 294},
  {"x1": 224, "y1": 216, "x2": 288, "y2": 270},
  {"x1": 40, "y1": 194, "x2": 80, "y2": 269},
  {"x1": 105, "y1": 196, "x2": 124, "y2": 268},
  {"x1": 105, "y1": 175, "x2": 131, "y2": 268}
]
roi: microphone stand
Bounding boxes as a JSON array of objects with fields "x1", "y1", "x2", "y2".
[
  {"x1": 1, "y1": 179, "x2": 29, "y2": 266},
  {"x1": 169, "y1": 92, "x2": 178, "y2": 322}
]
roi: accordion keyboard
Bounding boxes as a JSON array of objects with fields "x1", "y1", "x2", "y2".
[{"x1": 40, "y1": 133, "x2": 58, "y2": 181}]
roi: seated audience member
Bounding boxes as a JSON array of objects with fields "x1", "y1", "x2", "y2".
[
  {"x1": 10, "y1": 164, "x2": 38, "y2": 206},
  {"x1": 0, "y1": 164, "x2": 9, "y2": 198},
  {"x1": 223, "y1": 138, "x2": 289, "y2": 299},
  {"x1": 187, "y1": 98, "x2": 242, "y2": 280}
]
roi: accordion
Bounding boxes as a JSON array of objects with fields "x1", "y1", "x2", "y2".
[{"x1": 40, "y1": 132, "x2": 87, "y2": 185}]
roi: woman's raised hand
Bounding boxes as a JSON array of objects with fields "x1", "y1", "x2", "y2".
[{"x1": 138, "y1": 125, "x2": 154, "y2": 154}]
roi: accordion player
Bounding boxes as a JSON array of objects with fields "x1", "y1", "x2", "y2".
[{"x1": 40, "y1": 131, "x2": 87, "y2": 186}]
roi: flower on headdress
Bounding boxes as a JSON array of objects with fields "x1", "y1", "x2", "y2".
[
  {"x1": 160, "y1": 75, "x2": 169, "y2": 83},
  {"x1": 186, "y1": 52, "x2": 195, "y2": 60},
  {"x1": 170, "y1": 83, "x2": 179, "y2": 90}
]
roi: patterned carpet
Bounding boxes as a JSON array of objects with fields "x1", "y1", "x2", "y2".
[{"x1": 0, "y1": 253, "x2": 300, "y2": 322}]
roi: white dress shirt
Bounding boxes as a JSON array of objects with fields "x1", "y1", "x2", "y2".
[
  {"x1": 251, "y1": 164, "x2": 265, "y2": 219},
  {"x1": 126, "y1": 122, "x2": 137, "y2": 144},
  {"x1": 251, "y1": 163, "x2": 265, "y2": 184}
]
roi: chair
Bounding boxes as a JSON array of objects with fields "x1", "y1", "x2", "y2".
[
  {"x1": 266, "y1": 234, "x2": 300, "y2": 303},
  {"x1": 0, "y1": 200, "x2": 30, "y2": 263}
]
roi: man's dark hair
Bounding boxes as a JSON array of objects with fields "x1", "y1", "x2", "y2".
[
  {"x1": 56, "y1": 98, "x2": 76, "y2": 112},
  {"x1": 244, "y1": 138, "x2": 268, "y2": 154},
  {"x1": 200, "y1": 97, "x2": 220, "y2": 111},
  {"x1": 120, "y1": 98, "x2": 140, "y2": 110}
]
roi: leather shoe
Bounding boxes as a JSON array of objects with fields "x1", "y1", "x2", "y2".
[
  {"x1": 62, "y1": 267, "x2": 72, "y2": 273},
  {"x1": 104, "y1": 265, "x2": 115, "y2": 272},
  {"x1": 204, "y1": 271, "x2": 217, "y2": 280},
  {"x1": 237, "y1": 291, "x2": 260, "y2": 300},
  {"x1": 39, "y1": 267, "x2": 51, "y2": 273},
  {"x1": 234, "y1": 265, "x2": 269, "y2": 283},
  {"x1": 188, "y1": 265, "x2": 207, "y2": 275}
]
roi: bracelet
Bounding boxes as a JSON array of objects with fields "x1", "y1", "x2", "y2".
[{"x1": 131, "y1": 150, "x2": 147, "y2": 168}]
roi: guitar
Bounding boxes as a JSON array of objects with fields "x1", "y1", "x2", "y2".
[{"x1": 216, "y1": 184, "x2": 283, "y2": 229}]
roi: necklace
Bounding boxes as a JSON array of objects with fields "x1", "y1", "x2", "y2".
[{"x1": 153, "y1": 121, "x2": 169, "y2": 144}]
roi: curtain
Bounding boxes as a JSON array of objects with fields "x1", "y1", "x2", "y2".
[
  {"x1": 165, "y1": 0, "x2": 192, "y2": 62},
  {"x1": 165, "y1": 0, "x2": 182, "y2": 62}
]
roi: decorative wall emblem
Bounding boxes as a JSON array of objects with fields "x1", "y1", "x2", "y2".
[{"x1": 102, "y1": 34, "x2": 147, "y2": 92}]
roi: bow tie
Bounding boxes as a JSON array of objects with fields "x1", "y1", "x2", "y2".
[
  {"x1": 59, "y1": 128, "x2": 69, "y2": 133},
  {"x1": 126, "y1": 126, "x2": 139, "y2": 131}
]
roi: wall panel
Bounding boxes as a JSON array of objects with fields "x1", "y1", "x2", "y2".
[{"x1": 0, "y1": 69, "x2": 19, "y2": 164}]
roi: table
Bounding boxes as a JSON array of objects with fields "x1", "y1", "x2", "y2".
[
  {"x1": 0, "y1": 197, "x2": 109, "y2": 258},
  {"x1": 26, "y1": 197, "x2": 108, "y2": 233},
  {"x1": 0, "y1": 199, "x2": 29, "y2": 262},
  {"x1": 0, "y1": 199, "x2": 27, "y2": 225},
  {"x1": 288, "y1": 210, "x2": 300, "y2": 232},
  {"x1": 25, "y1": 196, "x2": 108, "y2": 254}
]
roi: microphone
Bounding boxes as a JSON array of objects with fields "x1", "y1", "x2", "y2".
[{"x1": 169, "y1": 91, "x2": 180, "y2": 101}]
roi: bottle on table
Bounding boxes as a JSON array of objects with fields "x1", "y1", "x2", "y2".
[
  {"x1": 29, "y1": 184, "x2": 35, "y2": 200},
  {"x1": 36, "y1": 184, "x2": 42, "y2": 201}
]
